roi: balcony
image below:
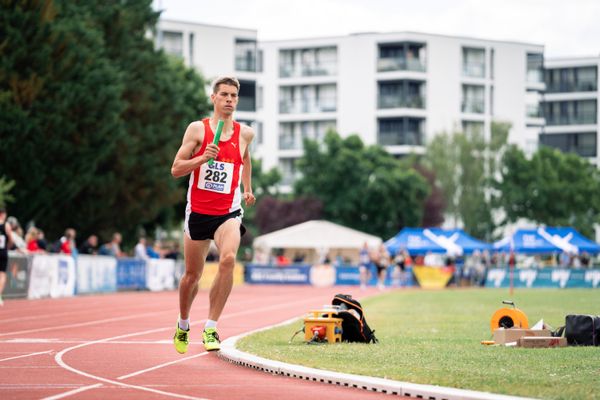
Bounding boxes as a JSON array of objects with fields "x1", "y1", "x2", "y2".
[
  {"x1": 526, "y1": 105, "x2": 542, "y2": 118},
  {"x1": 545, "y1": 81, "x2": 598, "y2": 93},
  {"x1": 236, "y1": 57, "x2": 256, "y2": 72},
  {"x1": 279, "y1": 61, "x2": 337, "y2": 78},
  {"x1": 378, "y1": 130, "x2": 423, "y2": 146},
  {"x1": 237, "y1": 97, "x2": 256, "y2": 112},
  {"x1": 462, "y1": 100, "x2": 485, "y2": 114},
  {"x1": 377, "y1": 57, "x2": 426, "y2": 72},
  {"x1": 378, "y1": 94, "x2": 425, "y2": 109},
  {"x1": 463, "y1": 62, "x2": 485, "y2": 78},
  {"x1": 545, "y1": 113, "x2": 597, "y2": 126},
  {"x1": 279, "y1": 98, "x2": 337, "y2": 114}
]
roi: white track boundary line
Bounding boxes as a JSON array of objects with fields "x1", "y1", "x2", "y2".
[
  {"x1": 219, "y1": 320, "x2": 538, "y2": 400},
  {"x1": 48, "y1": 297, "x2": 315, "y2": 400},
  {"x1": 117, "y1": 352, "x2": 209, "y2": 380},
  {"x1": 0, "y1": 350, "x2": 53, "y2": 362},
  {"x1": 41, "y1": 384, "x2": 103, "y2": 400}
]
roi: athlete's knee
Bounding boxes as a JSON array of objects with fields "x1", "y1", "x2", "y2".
[
  {"x1": 182, "y1": 269, "x2": 202, "y2": 283},
  {"x1": 219, "y1": 252, "x2": 236, "y2": 270}
]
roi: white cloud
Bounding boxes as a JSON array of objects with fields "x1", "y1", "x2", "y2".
[{"x1": 155, "y1": 0, "x2": 600, "y2": 57}]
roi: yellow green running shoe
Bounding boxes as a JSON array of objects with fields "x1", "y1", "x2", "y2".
[
  {"x1": 173, "y1": 325, "x2": 190, "y2": 354},
  {"x1": 202, "y1": 328, "x2": 221, "y2": 351}
]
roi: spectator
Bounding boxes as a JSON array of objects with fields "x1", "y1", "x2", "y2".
[
  {"x1": 100, "y1": 232, "x2": 125, "y2": 257},
  {"x1": 79, "y1": 235, "x2": 98, "y2": 255},
  {"x1": 358, "y1": 242, "x2": 371, "y2": 290},
  {"x1": 165, "y1": 242, "x2": 182, "y2": 261},
  {"x1": 36, "y1": 229, "x2": 48, "y2": 251},
  {"x1": 25, "y1": 227, "x2": 44, "y2": 253},
  {"x1": 59, "y1": 228, "x2": 77, "y2": 255},
  {"x1": 6, "y1": 216, "x2": 26, "y2": 251},
  {"x1": 134, "y1": 237, "x2": 149, "y2": 260},
  {"x1": 146, "y1": 239, "x2": 161, "y2": 259},
  {"x1": 580, "y1": 251, "x2": 591, "y2": 268}
]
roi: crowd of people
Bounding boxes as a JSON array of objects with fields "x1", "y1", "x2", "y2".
[{"x1": 3, "y1": 214, "x2": 181, "y2": 261}]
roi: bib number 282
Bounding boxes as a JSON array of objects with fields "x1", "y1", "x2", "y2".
[{"x1": 198, "y1": 161, "x2": 234, "y2": 194}]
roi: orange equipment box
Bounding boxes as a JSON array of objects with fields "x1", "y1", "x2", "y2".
[{"x1": 303, "y1": 309, "x2": 343, "y2": 343}]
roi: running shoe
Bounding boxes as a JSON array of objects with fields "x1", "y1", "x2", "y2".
[
  {"x1": 173, "y1": 324, "x2": 190, "y2": 354},
  {"x1": 202, "y1": 328, "x2": 221, "y2": 351}
]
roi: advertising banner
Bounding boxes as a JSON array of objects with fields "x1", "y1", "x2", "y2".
[
  {"x1": 116, "y1": 258, "x2": 146, "y2": 290},
  {"x1": 244, "y1": 264, "x2": 311, "y2": 284},
  {"x1": 485, "y1": 268, "x2": 600, "y2": 288},
  {"x1": 4, "y1": 253, "x2": 31, "y2": 299},
  {"x1": 146, "y1": 259, "x2": 176, "y2": 291},
  {"x1": 28, "y1": 255, "x2": 76, "y2": 299},
  {"x1": 76, "y1": 255, "x2": 117, "y2": 294}
]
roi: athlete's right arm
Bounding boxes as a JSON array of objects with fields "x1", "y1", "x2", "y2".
[{"x1": 171, "y1": 122, "x2": 218, "y2": 178}]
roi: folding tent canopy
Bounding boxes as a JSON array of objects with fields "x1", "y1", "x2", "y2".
[
  {"x1": 541, "y1": 227, "x2": 600, "y2": 254},
  {"x1": 385, "y1": 227, "x2": 490, "y2": 256},
  {"x1": 493, "y1": 228, "x2": 562, "y2": 254}
]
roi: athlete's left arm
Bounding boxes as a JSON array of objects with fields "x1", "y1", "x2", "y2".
[{"x1": 241, "y1": 126, "x2": 255, "y2": 206}]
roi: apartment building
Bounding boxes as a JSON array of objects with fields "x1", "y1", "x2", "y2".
[
  {"x1": 155, "y1": 19, "x2": 262, "y2": 139},
  {"x1": 155, "y1": 20, "x2": 546, "y2": 186},
  {"x1": 540, "y1": 57, "x2": 599, "y2": 164}
]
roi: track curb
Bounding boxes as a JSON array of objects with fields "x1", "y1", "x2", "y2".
[{"x1": 218, "y1": 318, "x2": 535, "y2": 400}]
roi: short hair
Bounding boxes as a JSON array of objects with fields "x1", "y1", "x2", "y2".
[{"x1": 212, "y1": 76, "x2": 240, "y2": 94}]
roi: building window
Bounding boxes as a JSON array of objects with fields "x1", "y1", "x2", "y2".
[
  {"x1": 462, "y1": 47, "x2": 485, "y2": 78},
  {"x1": 238, "y1": 80, "x2": 256, "y2": 112},
  {"x1": 526, "y1": 53, "x2": 544, "y2": 84},
  {"x1": 543, "y1": 100, "x2": 597, "y2": 125},
  {"x1": 525, "y1": 90, "x2": 542, "y2": 118},
  {"x1": 462, "y1": 84, "x2": 485, "y2": 114},
  {"x1": 377, "y1": 117, "x2": 425, "y2": 146},
  {"x1": 279, "y1": 120, "x2": 336, "y2": 150},
  {"x1": 279, "y1": 84, "x2": 337, "y2": 114},
  {"x1": 545, "y1": 66, "x2": 598, "y2": 93},
  {"x1": 377, "y1": 42, "x2": 426, "y2": 72},
  {"x1": 462, "y1": 121, "x2": 484, "y2": 136},
  {"x1": 235, "y1": 38, "x2": 257, "y2": 72},
  {"x1": 490, "y1": 48, "x2": 495, "y2": 79},
  {"x1": 378, "y1": 80, "x2": 426, "y2": 109},
  {"x1": 279, "y1": 47, "x2": 337, "y2": 78},
  {"x1": 539, "y1": 133, "x2": 597, "y2": 157},
  {"x1": 189, "y1": 33, "x2": 194, "y2": 66},
  {"x1": 159, "y1": 31, "x2": 183, "y2": 58},
  {"x1": 279, "y1": 158, "x2": 300, "y2": 185}
]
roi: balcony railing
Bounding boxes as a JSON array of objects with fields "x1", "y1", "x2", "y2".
[
  {"x1": 235, "y1": 57, "x2": 256, "y2": 72},
  {"x1": 378, "y1": 131, "x2": 423, "y2": 146},
  {"x1": 279, "y1": 136, "x2": 302, "y2": 150},
  {"x1": 279, "y1": 98, "x2": 337, "y2": 114},
  {"x1": 527, "y1": 70, "x2": 544, "y2": 84},
  {"x1": 462, "y1": 63, "x2": 485, "y2": 78},
  {"x1": 279, "y1": 61, "x2": 337, "y2": 78},
  {"x1": 545, "y1": 113, "x2": 597, "y2": 126},
  {"x1": 378, "y1": 95, "x2": 425, "y2": 109},
  {"x1": 377, "y1": 58, "x2": 426, "y2": 72},
  {"x1": 462, "y1": 100, "x2": 485, "y2": 114},
  {"x1": 545, "y1": 81, "x2": 598, "y2": 93},
  {"x1": 526, "y1": 105, "x2": 542, "y2": 118}
]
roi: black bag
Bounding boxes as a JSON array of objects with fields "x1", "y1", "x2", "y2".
[
  {"x1": 332, "y1": 294, "x2": 378, "y2": 343},
  {"x1": 564, "y1": 314, "x2": 600, "y2": 346}
]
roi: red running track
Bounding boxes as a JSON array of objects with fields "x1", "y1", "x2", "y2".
[{"x1": 0, "y1": 285, "x2": 405, "y2": 400}]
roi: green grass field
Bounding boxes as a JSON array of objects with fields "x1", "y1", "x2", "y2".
[{"x1": 237, "y1": 289, "x2": 600, "y2": 400}]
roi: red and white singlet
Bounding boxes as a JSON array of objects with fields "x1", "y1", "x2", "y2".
[{"x1": 186, "y1": 118, "x2": 244, "y2": 216}]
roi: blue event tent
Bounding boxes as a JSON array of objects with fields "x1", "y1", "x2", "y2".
[
  {"x1": 385, "y1": 227, "x2": 491, "y2": 256},
  {"x1": 493, "y1": 227, "x2": 600, "y2": 254}
]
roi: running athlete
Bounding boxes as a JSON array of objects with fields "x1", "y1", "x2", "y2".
[
  {"x1": 0, "y1": 207, "x2": 13, "y2": 306},
  {"x1": 171, "y1": 77, "x2": 255, "y2": 353}
]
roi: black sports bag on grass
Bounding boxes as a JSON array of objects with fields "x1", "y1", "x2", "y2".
[
  {"x1": 332, "y1": 294, "x2": 378, "y2": 343},
  {"x1": 564, "y1": 314, "x2": 600, "y2": 346}
]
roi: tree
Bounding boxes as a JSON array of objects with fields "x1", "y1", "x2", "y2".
[
  {"x1": 425, "y1": 122, "x2": 510, "y2": 239},
  {"x1": 495, "y1": 145, "x2": 600, "y2": 237},
  {"x1": 255, "y1": 196, "x2": 323, "y2": 234},
  {"x1": 0, "y1": 0, "x2": 210, "y2": 242},
  {"x1": 294, "y1": 131, "x2": 429, "y2": 239},
  {"x1": 0, "y1": 177, "x2": 15, "y2": 209}
]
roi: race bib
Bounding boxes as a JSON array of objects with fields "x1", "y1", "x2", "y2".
[{"x1": 198, "y1": 161, "x2": 234, "y2": 194}]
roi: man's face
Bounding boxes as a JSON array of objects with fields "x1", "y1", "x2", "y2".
[{"x1": 211, "y1": 84, "x2": 239, "y2": 115}]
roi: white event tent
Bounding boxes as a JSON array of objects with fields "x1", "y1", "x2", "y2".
[{"x1": 252, "y1": 220, "x2": 382, "y2": 264}]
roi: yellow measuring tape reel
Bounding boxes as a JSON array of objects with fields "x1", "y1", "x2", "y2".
[{"x1": 490, "y1": 301, "x2": 529, "y2": 333}]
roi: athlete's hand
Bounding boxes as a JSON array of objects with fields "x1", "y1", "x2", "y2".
[
  {"x1": 202, "y1": 143, "x2": 219, "y2": 162},
  {"x1": 243, "y1": 191, "x2": 256, "y2": 206}
]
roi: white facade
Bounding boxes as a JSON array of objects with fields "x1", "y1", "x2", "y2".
[{"x1": 155, "y1": 20, "x2": 548, "y2": 186}]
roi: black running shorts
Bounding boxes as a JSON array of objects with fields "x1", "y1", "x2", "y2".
[{"x1": 185, "y1": 209, "x2": 246, "y2": 241}]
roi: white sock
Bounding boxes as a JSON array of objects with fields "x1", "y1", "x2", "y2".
[
  {"x1": 204, "y1": 319, "x2": 217, "y2": 330},
  {"x1": 178, "y1": 318, "x2": 190, "y2": 330}
]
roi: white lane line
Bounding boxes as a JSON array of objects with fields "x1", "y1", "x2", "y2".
[
  {"x1": 41, "y1": 384, "x2": 103, "y2": 400},
  {"x1": 0, "y1": 350, "x2": 53, "y2": 362},
  {"x1": 0, "y1": 310, "x2": 171, "y2": 337},
  {"x1": 49, "y1": 297, "x2": 316, "y2": 400},
  {"x1": 1, "y1": 339, "x2": 197, "y2": 345},
  {"x1": 117, "y1": 352, "x2": 210, "y2": 380}
]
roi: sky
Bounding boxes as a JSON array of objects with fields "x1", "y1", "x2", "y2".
[{"x1": 154, "y1": 0, "x2": 600, "y2": 58}]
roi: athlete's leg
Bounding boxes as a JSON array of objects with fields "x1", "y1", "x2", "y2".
[
  {"x1": 208, "y1": 218, "x2": 241, "y2": 321},
  {"x1": 179, "y1": 235, "x2": 210, "y2": 320}
]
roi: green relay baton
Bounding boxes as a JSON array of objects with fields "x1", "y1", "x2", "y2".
[{"x1": 208, "y1": 120, "x2": 224, "y2": 166}]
